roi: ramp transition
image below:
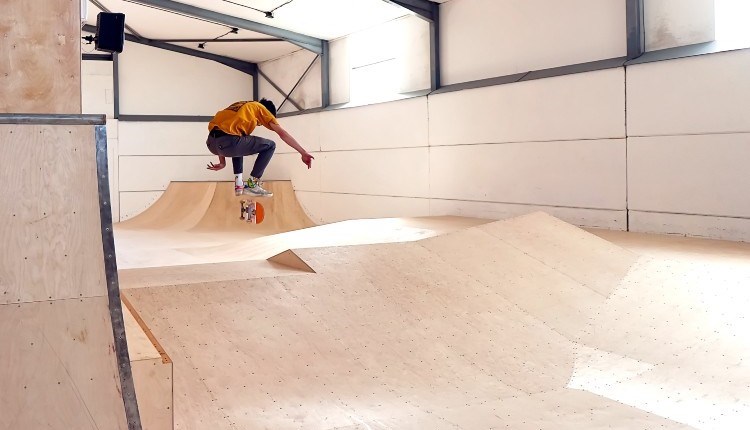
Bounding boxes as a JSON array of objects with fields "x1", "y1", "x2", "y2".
[{"x1": 123, "y1": 212, "x2": 750, "y2": 429}]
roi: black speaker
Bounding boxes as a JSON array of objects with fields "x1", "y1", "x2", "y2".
[{"x1": 95, "y1": 12, "x2": 125, "y2": 53}]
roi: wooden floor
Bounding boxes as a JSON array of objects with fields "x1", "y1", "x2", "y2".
[{"x1": 118, "y1": 208, "x2": 750, "y2": 430}]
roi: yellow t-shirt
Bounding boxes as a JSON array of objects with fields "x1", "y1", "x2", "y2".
[{"x1": 208, "y1": 101, "x2": 278, "y2": 136}]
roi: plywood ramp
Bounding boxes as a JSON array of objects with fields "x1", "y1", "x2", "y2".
[
  {"x1": 115, "y1": 181, "x2": 316, "y2": 269},
  {"x1": 118, "y1": 181, "x2": 314, "y2": 234},
  {"x1": 123, "y1": 212, "x2": 750, "y2": 429},
  {"x1": 116, "y1": 185, "x2": 488, "y2": 268},
  {"x1": 0, "y1": 124, "x2": 133, "y2": 429}
]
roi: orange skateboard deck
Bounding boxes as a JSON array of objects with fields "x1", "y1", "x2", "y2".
[{"x1": 239, "y1": 200, "x2": 265, "y2": 224}]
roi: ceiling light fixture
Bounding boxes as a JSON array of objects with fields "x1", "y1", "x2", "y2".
[
  {"x1": 197, "y1": 27, "x2": 239, "y2": 49},
  {"x1": 221, "y1": 0, "x2": 295, "y2": 19}
]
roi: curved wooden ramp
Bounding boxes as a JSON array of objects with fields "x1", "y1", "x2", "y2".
[
  {"x1": 118, "y1": 181, "x2": 314, "y2": 234},
  {"x1": 123, "y1": 212, "x2": 750, "y2": 429},
  {"x1": 115, "y1": 181, "x2": 315, "y2": 269}
]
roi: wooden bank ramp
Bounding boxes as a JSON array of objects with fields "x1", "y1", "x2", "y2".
[
  {"x1": 123, "y1": 212, "x2": 750, "y2": 429},
  {"x1": 1, "y1": 120, "x2": 140, "y2": 429}
]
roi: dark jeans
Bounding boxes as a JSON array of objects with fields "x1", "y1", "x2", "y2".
[{"x1": 206, "y1": 133, "x2": 276, "y2": 178}]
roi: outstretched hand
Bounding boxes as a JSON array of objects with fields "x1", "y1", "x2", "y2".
[
  {"x1": 206, "y1": 161, "x2": 225, "y2": 171},
  {"x1": 301, "y1": 153, "x2": 314, "y2": 169}
]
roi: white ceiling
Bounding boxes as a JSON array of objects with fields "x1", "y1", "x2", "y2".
[{"x1": 86, "y1": 0, "x2": 436, "y2": 63}]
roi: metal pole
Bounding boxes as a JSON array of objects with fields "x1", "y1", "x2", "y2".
[
  {"x1": 321, "y1": 41, "x2": 330, "y2": 108},
  {"x1": 626, "y1": 0, "x2": 645, "y2": 59}
]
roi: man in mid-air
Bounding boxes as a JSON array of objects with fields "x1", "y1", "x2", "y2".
[{"x1": 205, "y1": 98, "x2": 314, "y2": 197}]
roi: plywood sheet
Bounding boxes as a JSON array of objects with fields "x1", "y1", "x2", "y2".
[
  {"x1": 120, "y1": 213, "x2": 750, "y2": 428},
  {"x1": 479, "y1": 212, "x2": 638, "y2": 296},
  {"x1": 0, "y1": 0, "x2": 81, "y2": 113},
  {"x1": 0, "y1": 125, "x2": 105, "y2": 304},
  {"x1": 418, "y1": 226, "x2": 605, "y2": 339},
  {"x1": 131, "y1": 359, "x2": 173, "y2": 430},
  {"x1": 0, "y1": 298, "x2": 127, "y2": 430},
  {"x1": 119, "y1": 260, "x2": 307, "y2": 289}
]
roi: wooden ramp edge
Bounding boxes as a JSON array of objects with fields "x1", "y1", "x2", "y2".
[
  {"x1": 122, "y1": 295, "x2": 174, "y2": 430},
  {"x1": 267, "y1": 249, "x2": 316, "y2": 273}
]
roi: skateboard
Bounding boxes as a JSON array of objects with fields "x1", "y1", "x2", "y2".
[{"x1": 239, "y1": 199, "x2": 265, "y2": 224}]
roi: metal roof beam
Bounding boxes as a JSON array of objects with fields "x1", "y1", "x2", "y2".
[
  {"x1": 126, "y1": 0, "x2": 324, "y2": 53},
  {"x1": 382, "y1": 0, "x2": 437, "y2": 22},
  {"x1": 82, "y1": 24, "x2": 257, "y2": 75}
]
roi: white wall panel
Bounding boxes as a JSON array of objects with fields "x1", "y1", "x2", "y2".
[
  {"x1": 262, "y1": 152, "x2": 322, "y2": 193},
  {"x1": 627, "y1": 50, "x2": 750, "y2": 136},
  {"x1": 295, "y1": 191, "x2": 324, "y2": 224},
  {"x1": 628, "y1": 134, "x2": 750, "y2": 217},
  {"x1": 429, "y1": 199, "x2": 626, "y2": 230},
  {"x1": 429, "y1": 69, "x2": 626, "y2": 146},
  {"x1": 644, "y1": 0, "x2": 715, "y2": 51},
  {"x1": 81, "y1": 61, "x2": 114, "y2": 118},
  {"x1": 311, "y1": 192, "x2": 431, "y2": 224},
  {"x1": 119, "y1": 191, "x2": 164, "y2": 221},
  {"x1": 119, "y1": 122, "x2": 210, "y2": 155},
  {"x1": 320, "y1": 97, "x2": 429, "y2": 151},
  {"x1": 119, "y1": 42, "x2": 252, "y2": 115},
  {"x1": 630, "y1": 211, "x2": 750, "y2": 242},
  {"x1": 252, "y1": 112, "x2": 321, "y2": 154},
  {"x1": 430, "y1": 140, "x2": 626, "y2": 210},
  {"x1": 329, "y1": 37, "x2": 350, "y2": 105},
  {"x1": 107, "y1": 136, "x2": 119, "y2": 222},
  {"x1": 119, "y1": 156, "x2": 234, "y2": 192},
  {"x1": 440, "y1": 0, "x2": 625, "y2": 84},
  {"x1": 320, "y1": 148, "x2": 430, "y2": 198}
]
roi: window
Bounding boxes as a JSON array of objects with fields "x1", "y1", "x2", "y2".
[{"x1": 715, "y1": 0, "x2": 750, "y2": 48}]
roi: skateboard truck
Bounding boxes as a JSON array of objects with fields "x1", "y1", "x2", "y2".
[{"x1": 239, "y1": 199, "x2": 264, "y2": 224}]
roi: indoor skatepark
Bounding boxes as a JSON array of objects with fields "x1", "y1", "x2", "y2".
[{"x1": 3, "y1": 1, "x2": 750, "y2": 429}]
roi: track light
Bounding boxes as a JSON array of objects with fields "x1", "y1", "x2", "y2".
[{"x1": 221, "y1": 0, "x2": 294, "y2": 19}]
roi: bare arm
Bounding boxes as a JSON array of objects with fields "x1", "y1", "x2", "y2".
[
  {"x1": 269, "y1": 122, "x2": 314, "y2": 169},
  {"x1": 207, "y1": 155, "x2": 226, "y2": 171}
]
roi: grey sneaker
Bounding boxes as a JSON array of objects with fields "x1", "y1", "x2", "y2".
[{"x1": 243, "y1": 183, "x2": 273, "y2": 197}]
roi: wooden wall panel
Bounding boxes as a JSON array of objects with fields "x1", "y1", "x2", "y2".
[
  {"x1": 0, "y1": 297, "x2": 128, "y2": 430},
  {"x1": 0, "y1": 125, "x2": 105, "y2": 304},
  {"x1": 0, "y1": 0, "x2": 81, "y2": 113}
]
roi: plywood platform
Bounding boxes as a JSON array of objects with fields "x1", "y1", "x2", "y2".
[{"x1": 121, "y1": 211, "x2": 750, "y2": 429}]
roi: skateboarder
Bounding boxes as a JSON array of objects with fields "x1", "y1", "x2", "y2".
[{"x1": 205, "y1": 98, "x2": 314, "y2": 196}]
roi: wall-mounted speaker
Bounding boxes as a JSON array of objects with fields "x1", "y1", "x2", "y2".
[{"x1": 95, "y1": 12, "x2": 125, "y2": 53}]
